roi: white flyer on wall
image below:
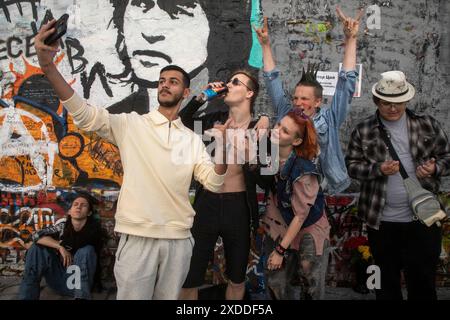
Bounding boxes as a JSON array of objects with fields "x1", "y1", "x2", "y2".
[{"x1": 316, "y1": 71, "x2": 339, "y2": 96}]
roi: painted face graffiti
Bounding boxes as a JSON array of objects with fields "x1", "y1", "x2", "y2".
[{"x1": 122, "y1": 0, "x2": 209, "y2": 86}]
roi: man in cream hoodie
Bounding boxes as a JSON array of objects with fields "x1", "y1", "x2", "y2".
[{"x1": 34, "y1": 20, "x2": 228, "y2": 300}]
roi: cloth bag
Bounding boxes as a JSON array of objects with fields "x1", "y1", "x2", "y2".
[{"x1": 377, "y1": 115, "x2": 446, "y2": 227}]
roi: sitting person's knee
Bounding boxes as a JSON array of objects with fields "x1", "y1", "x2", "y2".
[
  {"x1": 25, "y1": 243, "x2": 49, "y2": 258},
  {"x1": 74, "y1": 245, "x2": 97, "y2": 261},
  {"x1": 77, "y1": 245, "x2": 96, "y2": 254}
]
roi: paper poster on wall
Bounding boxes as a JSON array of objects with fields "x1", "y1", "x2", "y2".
[
  {"x1": 339, "y1": 63, "x2": 363, "y2": 97},
  {"x1": 316, "y1": 71, "x2": 339, "y2": 96}
]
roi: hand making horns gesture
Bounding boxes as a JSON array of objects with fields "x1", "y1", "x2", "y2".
[
  {"x1": 254, "y1": 16, "x2": 270, "y2": 46},
  {"x1": 336, "y1": 6, "x2": 364, "y2": 39}
]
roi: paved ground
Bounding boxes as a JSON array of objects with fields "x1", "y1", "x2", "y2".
[{"x1": 1, "y1": 276, "x2": 450, "y2": 300}]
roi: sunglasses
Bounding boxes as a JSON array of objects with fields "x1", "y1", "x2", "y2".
[{"x1": 227, "y1": 78, "x2": 253, "y2": 91}]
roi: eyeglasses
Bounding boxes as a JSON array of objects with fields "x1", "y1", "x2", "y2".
[
  {"x1": 228, "y1": 78, "x2": 253, "y2": 92},
  {"x1": 379, "y1": 101, "x2": 406, "y2": 109}
]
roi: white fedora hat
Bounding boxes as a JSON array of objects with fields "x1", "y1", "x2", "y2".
[{"x1": 372, "y1": 71, "x2": 415, "y2": 103}]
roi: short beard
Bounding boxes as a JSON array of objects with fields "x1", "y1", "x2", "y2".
[{"x1": 158, "y1": 92, "x2": 184, "y2": 108}]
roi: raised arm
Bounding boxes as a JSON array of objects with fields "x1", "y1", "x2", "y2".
[
  {"x1": 255, "y1": 17, "x2": 276, "y2": 73},
  {"x1": 255, "y1": 17, "x2": 293, "y2": 121},
  {"x1": 337, "y1": 6, "x2": 363, "y2": 71},
  {"x1": 35, "y1": 20, "x2": 125, "y2": 145},
  {"x1": 179, "y1": 82, "x2": 226, "y2": 132},
  {"x1": 327, "y1": 7, "x2": 363, "y2": 127},
  {"x1": 34, "y1": 19, "x2": 74, "y2": 100},
  {"x1": 179, "y1": 96, "x2": 206, "y2": 131}
]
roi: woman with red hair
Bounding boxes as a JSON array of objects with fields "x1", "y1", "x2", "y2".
[{"x1": 262, "y1": 109, "x2": 330, "y2": 300}]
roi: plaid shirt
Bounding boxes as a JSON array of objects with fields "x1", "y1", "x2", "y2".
[
  {"x1": 32, "y1": 218, "x2": 66, "y2": 243},
  {"x1": 345, "y1": 109, "x2": 450, "y2": 229}
]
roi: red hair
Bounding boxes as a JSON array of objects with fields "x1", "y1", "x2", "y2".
[{"x1": 286, "y1": 110, "x2": 319, "y2": 160}]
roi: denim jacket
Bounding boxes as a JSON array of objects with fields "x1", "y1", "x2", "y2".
[
  {"x1": 277, "y1": 152, "x2": 325, "y2": 227},
  {"x1": 262, "y1": 68, "x2": 357, "y2": 194}
]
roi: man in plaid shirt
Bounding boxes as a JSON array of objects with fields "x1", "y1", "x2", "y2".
[{"x1": 346, "y1": 71, "x2": 450, "y2": 300}]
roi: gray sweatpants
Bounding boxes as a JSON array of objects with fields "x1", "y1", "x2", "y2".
[{"x1": 114, "y1": 234, "x2": 194, "y2": 300}]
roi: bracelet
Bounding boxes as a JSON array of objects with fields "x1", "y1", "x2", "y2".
[
  {"x1": 275, "y1": 243, "x2": 288, "y2": 257},
  {"x1": 196, "y1": 93, "x2": 206, "y2": 103},
  {"x1": 258, "y1": 112, "x2": 270, "y2": 119}
]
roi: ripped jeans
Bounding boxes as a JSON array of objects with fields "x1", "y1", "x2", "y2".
[{"x1": 263, "y1": 234, "x2": 329, "y2": 300}]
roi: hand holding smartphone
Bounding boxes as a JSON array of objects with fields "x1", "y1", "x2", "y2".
[{"x1": 44, "y1": 14, "x2": 69, "y2": 45}]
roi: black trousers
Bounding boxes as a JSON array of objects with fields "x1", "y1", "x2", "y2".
[
  {"x1": 367, "y1": 220, "x2": 442, "y2": 300},
  {"x1": 183, "y1": 190, "x2": 250, "y2": 288}
]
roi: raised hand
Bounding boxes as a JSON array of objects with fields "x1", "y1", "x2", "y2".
[
  {"x1": 254, "y1": 17, "x2": 270, "y2": 46},
  {"x1": 214, "y1": 118, "x2": 233, "y2": 144},
  {"x1": 211, "y1": 118, "x2": 232, "y2": 167},
  {"x1": 196, "y1": 81, "x2": 226, "y2": 102},
  {"x1": 336, "y1": 6, "x2": 363, "y2": 39},
  {"x1": 253, "y1": 115, "x2": 270, "y2": 142},
  {"x1": 34, "y1": 19, "x2": 61, "y2": 69},
  {"x1": 205, "y1": 82, "x2": 225, "y2": 90}
]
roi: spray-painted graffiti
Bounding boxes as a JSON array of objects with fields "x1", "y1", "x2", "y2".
[
  {"x1": 0, "y1": 0, "x2": 259, "y2": 283},
  {"x1": 262, "y1": 0, "x2": 449, "y2": 162},
  {"x1": 1, "y1": 0, "x2": 450, "y2": 290},
  {"x1": 0, "y1": 190, "x2": 63, "y2": 272},
  {"x1": 0, "y1": 189, "x2": 120, "y2": 277},
  {"x1": 1, "y1": 0, "x2": 257, "y2": 108},
  {"x1": 0, "y1": 0, "x2": 258, "y2": 193},
  {"x1": 0, "y1": 63, "x2": 123, "y2": 191},
  {"x1": 1, "y1": 207, "x2": 55, "y2": 247}
]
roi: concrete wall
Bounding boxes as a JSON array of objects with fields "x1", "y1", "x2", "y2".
[
  {"x1": 1, "y1": 0, "x2": 449, "y2": 288},
  {"x1": 259, "y1": 0, "x2": 450, "y2": 190}
]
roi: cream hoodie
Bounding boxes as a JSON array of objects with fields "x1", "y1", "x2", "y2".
[{"x1": 62, "y1": 93, "x2": 225, "y2": 239}]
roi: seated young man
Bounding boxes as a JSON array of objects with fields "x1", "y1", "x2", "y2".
[{"x1": 19, "y1": 193, "x2": 102, "y2": 300}]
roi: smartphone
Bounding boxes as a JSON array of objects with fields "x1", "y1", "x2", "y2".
[
  {"x1": 42, "y1": 10, "x2": 54, "y2": 25},
  {"x1": 44, "y1": 14, "x2": 69, "y2": 45}
]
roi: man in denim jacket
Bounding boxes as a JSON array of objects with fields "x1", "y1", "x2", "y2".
[{"x1": 255, "y1": 7, "x2": 362, "y2": 194}]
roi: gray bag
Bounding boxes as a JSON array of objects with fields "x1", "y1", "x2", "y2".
[
  {"x1": 403, "y1": 177, "x2": 446, "y2": 227},
  {"x1": 378, "y1": 115, "x2": 446, "y2": 227}
]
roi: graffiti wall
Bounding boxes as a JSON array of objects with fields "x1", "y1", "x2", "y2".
[
  {"x1": 1, "y1": 0, "x2": 450, "y2": 290},
  {"x1": 260, "y1": 0, "x2": 450, "y2": 188},
  {"x1": 0, "y1": 188, "x2": 119, "y2": 279},
  {"x1": 0, "y1": 0, "x2": 261, "y2": 281}
]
